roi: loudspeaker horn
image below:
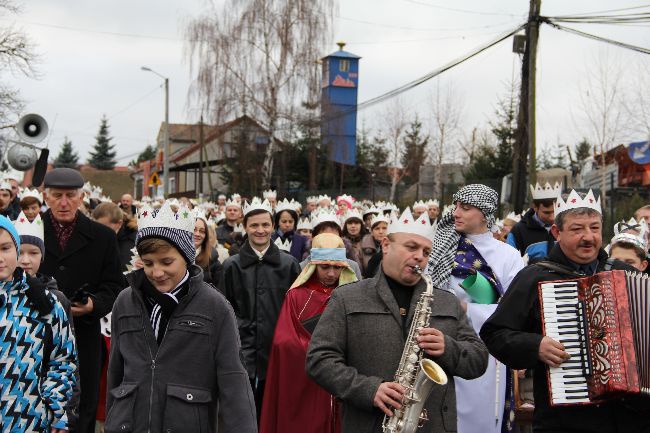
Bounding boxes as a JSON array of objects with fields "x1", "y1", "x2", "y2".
[{"x1": 15, "y1": 113, "x2": 49, "y2": 144}]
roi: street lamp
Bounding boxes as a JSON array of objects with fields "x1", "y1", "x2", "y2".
[{"x1": 141, "y1": 66, "x2": 170, "y2": 196}]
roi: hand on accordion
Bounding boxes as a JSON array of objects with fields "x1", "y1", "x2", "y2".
[{"x1": 538, "y1": 336, "x2": 571, "y2": 368}]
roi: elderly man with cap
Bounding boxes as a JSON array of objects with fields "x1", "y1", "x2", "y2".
[
  {"x1": 260, "y1": 233, "x2": 358, "y2": 433},
  {"x1": 40, "y1": 168, "x2": 124, "y2": 433},
  {"x1": 426, "y1": 184, "x2": 524, "y2": 433},
  {"x1": 307, "y1": 208, "x2": 488, "y2": 433}
]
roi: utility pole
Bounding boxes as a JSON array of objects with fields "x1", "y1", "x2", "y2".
[
  {"x1": 163, "y1": 77, "x2": 170, "y2": 197},
  {"x1": 512, "y1": 0, "x2": 541, "y2": 213},
  {"x1": 199, "y1": 114, "x2": 204, "y2": 198}
]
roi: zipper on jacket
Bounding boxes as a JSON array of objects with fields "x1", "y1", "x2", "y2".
[{"x1": 144, "y1": 333, "x2": 156, "y2": 433}]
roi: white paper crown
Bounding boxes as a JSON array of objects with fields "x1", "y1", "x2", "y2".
[
  {"x1": 2, "y1": 169, "x2": 22, "y2": 183},
  {"x1": 504, "y1": 211, "x2": 521, "y2": 223},
  {"x1": 370, "y1": 214, "x2": 390, "y2": 228},
  {"x1": 230, "y1": 193, "x2": 242, "y2": 203},
  {"x1": 363, "y1": 206, "x2": 381, "y2": 217},
  {"x1": 426, "y1": 199, "x2": 440, "y2": 208},
  {"x1": 137, "y1": 201, "x2": 196, "y2": 233},
  {"x1": 530, "y1": 182, "x2": 562, "y2": 200},
  {"x1": 141, "y1": 195, "x2": 152, "y2": 203},
  {"x1": 443, "y1": 204, "x2": 455, "y2": 215},
  {"x1": 233, "y1": 223, "x2": 245, "y2": 234},
  {"x1": 381, "y1": 202, "x2": 399, "y2": 213},
  {"x1": 614, "y1": 217, "x2": 648, "y2": 237},
  {"x1": 19, "y1": 188, "x2": 43, "y2": 204},
  {"x1": 311, "y1": 209, "x2": 340, "y2": 228},
  {"x1": 317, "y1": 194, "x2": 332, "y2": 204},
  {"x1": 306, "y1": 196, "x2": 318, "y2": 204},
  {"x1": 274, "y1": 237, "x2": 291, "y2": 252},
  {"x1": 13, "y1": 211, "x2": 44, "y2": 240},
  {"x1": 213, "y1": 212, "x2": 226, "y2": 223},
  {"x1": 297, "y1": 217, "x2": 312, "y2": 231},
  {"x1": 243, "y1": 197, "x2": 273, "y2": 216},
  {"x1": 0, "y1": 179, "x2": 12, "y2": 192},
  {"x1": 263, "y1": 189, "x2": 277, "y2": 199},
  {"x1": 412, "y1": 200, "x2": 428, "y2": 210},
  {"x1": 336, "y1": 194, "x2": 354, "y2": 206},
  {"x1": 343, "y1": 209, "x2": 363, "y2": 224},
  {"x1": 274, "y1": 198, "x2": 299, "y2": 214},
  {"x1": 225, "y1": 197, "x2": 242, "y2": 208},
  {"x1": 555, "y1": 189, "x2": 602, "y2": 215},
  {"x1": 387, "y1": 207, "x2": 436, "y2": 242}
]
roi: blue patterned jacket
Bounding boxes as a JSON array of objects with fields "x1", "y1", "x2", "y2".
[{"x1": 0, "y1": 275, "x2": 77, "y2": 432}]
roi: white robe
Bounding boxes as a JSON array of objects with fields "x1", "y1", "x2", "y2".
[{"x1": 446, "y1": 231, "x2": 524, "y2": 433}]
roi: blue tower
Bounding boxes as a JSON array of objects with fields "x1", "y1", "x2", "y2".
[{"x1": 321, "y1": 42, "x2": 360, "y2": 166}]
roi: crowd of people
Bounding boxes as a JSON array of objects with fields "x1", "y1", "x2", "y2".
[{"x1": 1, "y1": 167, "x2": 649, "y2": 433}]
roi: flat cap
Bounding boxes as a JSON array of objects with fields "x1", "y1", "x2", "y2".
[{"x1": 43, "y1": 168, "x2": 85, "y2": 189}]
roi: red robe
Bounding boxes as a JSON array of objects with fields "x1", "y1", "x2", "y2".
[{"x1": 260, "y1": 276, "x2": 341, "y2": 433}]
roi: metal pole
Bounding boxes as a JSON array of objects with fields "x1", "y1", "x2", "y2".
[
  {"x1": 199, "y1": 114, "x2": 204, "y2": 197},
  {"x1": 164, "y1": 77, "x2": 170, "y2": 196}
]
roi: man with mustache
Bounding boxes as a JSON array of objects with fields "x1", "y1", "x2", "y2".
[{"x1": 481, "y1": 189, "x2": 650, "y2": 433}]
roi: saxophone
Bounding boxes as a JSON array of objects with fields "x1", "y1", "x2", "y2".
[{"x1": 382, "y1": 265, "x2": 448, "y2": 433}]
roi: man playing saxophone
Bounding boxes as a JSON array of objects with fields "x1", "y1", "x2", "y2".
[{"x1": 306, "y1": 208, "x2": 488, "y2": 433}]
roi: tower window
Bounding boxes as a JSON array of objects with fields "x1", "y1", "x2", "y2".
[{"x1": 339, "y1": 60, "x2": 350, "y2": 72}]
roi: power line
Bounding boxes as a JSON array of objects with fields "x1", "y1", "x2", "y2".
[
  {"x1": 542, "y1": 19, "x2": 650, "y2": 55},
  {"x1": 402, "y1": 0, "x2": 522, "y2": 17},
  {"x1": 553, "y1": 4, "x2": 650, "y2": 18},
  {"x1": 347, "y1": 28, "x2": 512, "y2": 45},
  {"x1": 337, "y1": 15, "x2": 517, "y2": 32}
]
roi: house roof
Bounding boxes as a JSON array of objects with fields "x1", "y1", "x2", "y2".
[{"x1": 158, "y1": 123, "x2": 220, "y2": 144}]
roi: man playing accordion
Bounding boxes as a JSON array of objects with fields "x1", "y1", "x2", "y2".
[{"x1": 481, "y1": 189, "x2": 650, "y2": 433}]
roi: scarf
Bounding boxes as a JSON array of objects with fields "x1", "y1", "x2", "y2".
[
  {"x1": 142, "y1": 270, "x2": 190, "y2": 344},
  {"x1": 50, "y1": 211, "x2": 78, "y2": 252},
  {"x1": 427, "y1": 184, "x2": 499, "y2": 290}
]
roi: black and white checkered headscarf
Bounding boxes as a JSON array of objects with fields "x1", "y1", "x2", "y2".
[{"x1": 426, "y1": 184, "x2": 499, "y2": 290}]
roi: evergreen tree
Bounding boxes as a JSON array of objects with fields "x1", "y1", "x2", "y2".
[
  {"x1": 129, "y1": 144, "x2": 157, "y2": 167},
  {"x1": 400, "y1": 116, "x2": 429, "y2": 185},
  {"x1": 53, "y1": 136, "x2": 79, "y2": 169},
  {"x1": 88, "y1": 115, "x2": 117, "y2": 169}
]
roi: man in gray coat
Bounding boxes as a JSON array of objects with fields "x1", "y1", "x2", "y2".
[{"x1": 306, "y1": 208, "x2": 488, "y2": 433}]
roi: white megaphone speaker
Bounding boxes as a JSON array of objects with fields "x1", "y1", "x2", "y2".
[{"x1": 8, "y1": 114, "x2": 50, "y2": 186}]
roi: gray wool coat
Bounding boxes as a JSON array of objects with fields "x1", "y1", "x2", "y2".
[{"x1": 306, "y1": 269, "x2": 489, "y2": 433}]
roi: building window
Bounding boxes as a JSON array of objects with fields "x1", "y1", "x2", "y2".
[
  {"x1": 339, "y1": 60, "x2": 350, "y2": 72},
  {"x1": 169, "y1": 177, "x2": 176, "y2": 194}
]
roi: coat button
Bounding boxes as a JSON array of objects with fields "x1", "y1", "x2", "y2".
[
  {"x1": 186, "y1": 393, "x2": 194, "y2": 401},
  {"x1": 443, "y1": 405, "x2": 448, "y2": 412},
  {"x1": 461, "y1": 350, "x2": 468, "y2": 358},
  {"x1": 120, "y1": 425, "x2": 128, "y2": 431},
  {"x1": 119, "y1": 389, "x2": 125, "y2": 395},
  {"x1": 59, "y1": 265, "x2": 65, "y2": 271}
]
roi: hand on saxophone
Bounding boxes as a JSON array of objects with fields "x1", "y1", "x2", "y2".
[
  {"x1": 373, "y1": 382, "x2": 406, "y2": 416},
  {"x1": 417, "y1": 327, "x2": 445, "y2": 357}
]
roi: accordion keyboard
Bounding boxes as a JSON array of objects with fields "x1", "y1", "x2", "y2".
[{"x1": 540, "y1": 281, "x2": 591, "y2": 404}]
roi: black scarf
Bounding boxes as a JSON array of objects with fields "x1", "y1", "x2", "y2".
[{"x1": 141, "y1": 271, "x2": 190, "y2": 345}]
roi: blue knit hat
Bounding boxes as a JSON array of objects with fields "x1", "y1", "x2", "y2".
[{"x1": 0, "y1": 214, "x2": 20, "y2": 253}]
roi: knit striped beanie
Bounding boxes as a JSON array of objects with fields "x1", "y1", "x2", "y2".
[{"x1": 136, "y1": 202, "x2": 196, "y2": 264}]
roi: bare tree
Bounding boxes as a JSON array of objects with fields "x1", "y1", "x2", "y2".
[
  {"x1": 184, "y1": 0, "x2": 336, "y2": 188},
  {"x1": 428, "y1": 79, "x2": 463, "y2": 198},
  {"x1": 382, "y1": 99, "x2": 408, "y2": 202},
  {"x1": 576, "y1": 49, "x2": 627, "y2": 206},
  {"x1": 0, "y1": 0, "x2": 39, "y2": 129},
  {"x1": 622, "y1": 57, "x2": 650, "y2": 141}
]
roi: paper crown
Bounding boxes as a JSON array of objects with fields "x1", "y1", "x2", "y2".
[
  {"x1": 297, "y1": 217, "x2": 312, "y2": 231},
  {"x1": 141, "y1": 195, "x2": 152, "y2": 203},
  {"x1": 217, "y1": 194, "x2": 227, "y2": 200},
  {"x1": 614, "y1": 217, "x2": 648, "y2": 237},
  {"x1": 0, "y1": 179, "x2": 12, "y2": 192},
  {"x1": 336, "y1": 194, "x2": 354, "y2": 207},
  {"x1": 2, "y1": 170, "x2": 22, "y2": 183},
  {"x1": 213, "y1": 212, "x2": 226, "y2": 223},
  {"x1": 193, "y1": 208, "x2": 208, "y2": 224},
  {"x1": 530, "y1": 182, "x2": 562, "y2": 200},
  {"x1": 137, "y1": 201, "x2": 196, "y2": 233},
  {"x1": 370, "y1": 214, "x2": 390, "y2": 228},
  {"x1": 311, "y1": 209, "x2": 340, "y2": 228},
  {"x1": 555, "y1": 189, "x2": 602, "y2": 215},
  {"x1": 387, "y1": 207, "x2": 436, "y2": 242},
  {"x1": 274, "y1": 237, "x2": 291, "y2": 252},
  {"x1": 306, "y1": 195, "x2": 318, "y2": 204},
  {"x1": 412, "y1": 200, "x2": 428, "y2": 210},
  {"x1": 233, "y1": 223, "x2": 245, "y2": 234},
  {"x1": 504, "y1": 211, "x2": 521, "y2": 223},
  {"x1": 19, "y1": 188, "x2": 43, "y2": 204},
  {"x1": 362, "y1": 206, "x2": 381, "y2": 217},
  {"x1": 443, "y1": 204, "x2": 455, "y2": 215},
  {"x1": 263, "y1": 189, "x2": 277, "y2": 199},
  {"x1": 13, "y1": 211, "x2": 44, "y2": 240},
  {"x1": 426, "y1": 199, "x2": 440, "y2": 207},
  {"x1": 317, "y1": 194, "x2": 332, "y2": 204},
  {"x1": 243, "y1": 197, "x2": 273, "y2": 216},
  {"x1": 225, "y1": 198, "x2": 242, "y2": 208},
  {"x1": 343, "y1": 209, "x2": 363, "y2": 224},
  {"x1": 83, "y1": 181, "x2": 93, "y2": 192},
  {"x1": 274, "y1": 198, "x2": 299, "y2": 214},
  {"x1": 381, "y1": 202, "x2": 399, "y2": 213},
  {"x1": 230, "y1": 193, "x2": 242, "y2": 203}
]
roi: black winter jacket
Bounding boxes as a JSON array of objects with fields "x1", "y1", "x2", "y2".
[
  {"x1": 218, "y1": 241, "x2": 300, "y2": 381},
  {"x1": 481, "y1": 244, "x2": 650, "y2": 433},
  {"x1": 106, "y1": 266, "x2": 257, "y2": 433}
]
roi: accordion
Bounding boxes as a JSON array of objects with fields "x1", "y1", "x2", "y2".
[{"x1": 538, "y1": 270, "x2": 649, "y2": 406}]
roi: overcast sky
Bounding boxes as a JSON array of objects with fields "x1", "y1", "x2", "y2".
[{"x1": 5, "y1": 0, "x2": 650, "y2": 166}]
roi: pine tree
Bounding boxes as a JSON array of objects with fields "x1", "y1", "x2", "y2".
[
  {"x1": 88, "y1": 115, "x2": 117, "y2": 170},
  {"x1": 53, "y1": 136, "x2": 79, "y2": 169},
  {"x1": 400, "y1": 116, "x2": 429, "y2": 185},
  {"x1": 129, "y1": 144, "x2": 157, "y2": 167}
]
